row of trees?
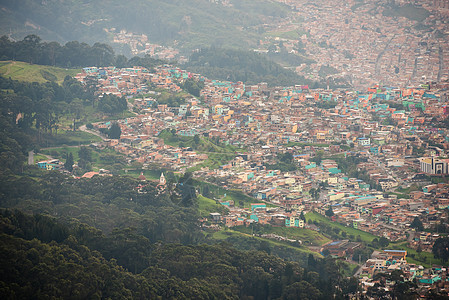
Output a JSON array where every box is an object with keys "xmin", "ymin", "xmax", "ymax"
[
  {"xmin": 0, "ymin": 75, "xmax": 95, "ymax": 140},
  {"xmin": 0, "ymin": 35, "xmax": 164, "ymax": 69}
]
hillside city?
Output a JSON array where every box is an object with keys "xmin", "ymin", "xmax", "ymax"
[
  {"xmin": 3, "ymin": 0, "xmax": 449, "ymax": 297},
  {"xmin": 31, "ymin": 58, "xmax": 449, "ymax": 296},
  {"xmin": 109, "ymin": 0, "xmax": 449, "ymax": 90}
]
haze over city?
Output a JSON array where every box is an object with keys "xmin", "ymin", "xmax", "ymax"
[{"xmin": 0, "ymin": 0, "xmax": 449, "ymax": 298}]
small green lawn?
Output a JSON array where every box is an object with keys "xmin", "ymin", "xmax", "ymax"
[
  {"xmin": 265, "ymin": 30, "xmax": 303, "ymax": 40},
  {"xmin": 121, "ymin": 169, "xmax": 163, "ymax": 180},
  {"xmin": 33, "ymin": 154, "xmax": 49, "ymax": 163},
  {"xmin": 339, "ymin": 259, "xmax": 360, "ymax": 277}
]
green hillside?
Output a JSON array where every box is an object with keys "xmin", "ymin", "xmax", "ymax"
[
  {"xmin": 183, "ymin": 48, "xmax": 311, "ymax": 87},
  {"xmin": 0, "ymin": 61, "xmax": 80, "ymax": 84},
  {"xmin": 1, "ymin": 0, "xmax": 291, "ymax": 51}
]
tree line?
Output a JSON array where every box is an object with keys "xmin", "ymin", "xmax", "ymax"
[{"xmin": 0, "ymin": 35, "xmax": 164, "ymax": 69}]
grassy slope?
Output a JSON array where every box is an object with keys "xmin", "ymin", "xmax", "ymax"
[
  {"xmin": 211, "ymin": 228, "xmax": 321, "ymax": 257},
  {"xmin": 193, "ymin": 179, "xmax": 262, "ymax": 208},
  {"xmin": 198, "ymin": 195, "xmax": 227, "ymax": 217},
  {"xmin": 233, "ymin": 225, "xmax": 331, "ymax": 247},
  {"xmin": 1, "ymin": 0, "xmax": 290, "ymax": 50},
  {"xmin": 306, "ymin": 212, "xmax": 378, "ymax": 243},
  {"xmin": 40, "ymin": 130, "xmax": 102, "ymax": 147},
  {"xmin": 0, "ymin": 61, "xmax": 80, "ymax": 84}
]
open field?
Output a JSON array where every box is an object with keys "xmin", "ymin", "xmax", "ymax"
[
  {"xmin": 211, "ymin": 228, "xmax": 322, "ymax": 257},
  {"xmin": 41, "ymin": 130, "xmax": 102, "ymax": 147},
  {"xmin": 0, "ymin": 61, "xmax": 80, "ymax": 84},
  {"xmin": 42, "ymin": 145, "xmax": 125, "ymax": 172},
  {"xmin": 306, "ymin": 212, "xmax": 378, "ymax": 243},
  {"xmin": 233, "ymin": 225, "xmax": 331, "ymax": 247}
]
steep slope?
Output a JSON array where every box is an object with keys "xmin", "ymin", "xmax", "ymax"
[{"xmin": 0, "ymin": 0, "xmax": 290, "ymax": 50}]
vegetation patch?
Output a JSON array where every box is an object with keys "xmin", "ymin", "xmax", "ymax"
[
  {"xmin": 382, "ymin": 4, "xmax": 430, "ymax": 22},
  {"xmin": 233, "ymin": 225, "xmax": 331, "ymax": 246},
  {"xmin": 0, "ymin": 61, "xmax": 80, "ymax": 84},
  {"xmin": 183, "ymin": 47, "xmax": 311, "ymax": 87},
  {"xmin": 388, "ymin": 242, "xmax": 444, "ymax": 268},
  {"xmin": 197, "ymin": 195, "xmax": 227, "ymax": 217},
  {"xmin": 306, "ymin": 212, "xmax": 378, "ymax": 243},
  {"xmin": 265, "ymin": 30, "xmax": 303, "ymax": 40},
  {"xmin": 209, "ymin": 228, "xmax": 321, "ymax": 260},
  {"xmin": 42, "ymin": 130, "xmax": 102, "ymax": 147}
]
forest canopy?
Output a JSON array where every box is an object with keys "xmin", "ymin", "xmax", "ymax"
[{"xmin": 183, "ymin": 47, "xmax": 313, "ymax": 87}]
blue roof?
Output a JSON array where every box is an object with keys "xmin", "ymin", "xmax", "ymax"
[{"xmin": 329, "ymin": 241, "xmax": 341, "ymax": 246}]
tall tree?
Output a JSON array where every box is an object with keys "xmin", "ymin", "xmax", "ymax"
[
  {"xmin": 64, "ymin": 152, "xmax": 74, "ymax": 172},
  {"xmin": 325, "ymin": 206, "xmax": 334, "ymax": 217},
  {"xmin": 433, "ymin": 237, "xmax": 449, "ymax": 262},
  {"xmin": 108, "ymin": 123, "xmax": 121, "ymax": 139},
  {"xmin": 78, "ymin": 146, "xmax": 92, "ymax": 162},
  {"xmin": 410, "ymin": 217, "xmax": 424, "ymax": 231}
]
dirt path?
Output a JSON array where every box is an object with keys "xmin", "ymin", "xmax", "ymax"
[
  {"xmin": 79, "ymin": 125, "xmax": 108, "ymax": 141},
  {"xmin": 4, "ymin": 61, "xmax": 16, "ymax": 76}
]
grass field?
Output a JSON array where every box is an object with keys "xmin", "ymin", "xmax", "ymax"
[
  {"xmin": 0, "ymin": 61, "xmax": 80, "ymax": 84},
  {"xmin": 121, "ymin": 168, "xmax": 163, "ymax": 180},
  {"xmin": 233, "ymin": 225, "xmax": 331, "ymax": 246},
  {"xmin": 42, "ymin": 130, "xmax": 102, "ymax": 147},
  {"xmin": 55, "ymin": 105, "xmax": 135, "ymax": 132},
  {"xmin": 382, "ymin": 4, "xmax": 430, "ymax": 22},
  {"xmin": 211, "ymin": 228, "xmax": 321, "ymax": 257},
  {"xmin": 42, "ymin": 145, "xmax": 125, "ymax": 172},
  {"xmin": 306, "ymin": 212, "xmax": 378, "ymax": 243}
]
